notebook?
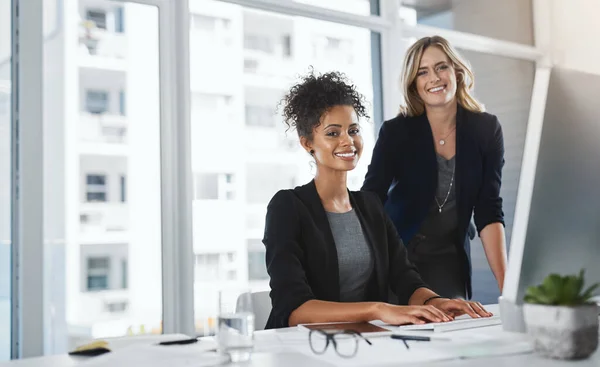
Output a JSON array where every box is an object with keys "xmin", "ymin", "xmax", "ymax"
[{"xmin": 298, "ymin": 322, "xmax": 392, "ymax": 337}]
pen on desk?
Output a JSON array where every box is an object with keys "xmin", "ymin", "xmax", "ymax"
[
  {"xmin": 391, "ymin": 334, "xmax": 432, "ymax": 348},
  {"xmin": 391, "ymin": 335, "xmax": 431, "ymax": 342},
  {"xmin": 158, "ymin": 337, "xmax": 199, "ymax": 346}
]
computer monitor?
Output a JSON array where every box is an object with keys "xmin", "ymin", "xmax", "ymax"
[{"xmin": 500, "ymin": 67, "xmax": 600, "ymax": 332}]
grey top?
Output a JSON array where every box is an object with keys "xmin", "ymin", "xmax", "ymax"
[
  {"xmin": 411, "ymin": 154, "xmax": 459, "ymax": 257},
  {"xmin": 326, "ymin": 209, "xmax": 374, "ymax": 302}
]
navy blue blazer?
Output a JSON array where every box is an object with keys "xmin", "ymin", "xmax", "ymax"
[
  {"xmin": 361, "ymin": 105, "xmax": 505, "ymax": 299},
  {"xmin": 263, "ymin": 181, "xmax": 428, "ymax": 329}
]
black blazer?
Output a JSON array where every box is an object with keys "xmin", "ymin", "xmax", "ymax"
[
  {"xmin": 262, "ymin": 180, "xmax": 428, "ymax": 329},
  {"xmin": 361, "ymin": 105, "xmax": 505, "ymax": 299}
]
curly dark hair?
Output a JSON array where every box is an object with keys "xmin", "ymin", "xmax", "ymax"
[{"xmin": 280, "ymin": 69, "xmax": 369, "ymax": 140}]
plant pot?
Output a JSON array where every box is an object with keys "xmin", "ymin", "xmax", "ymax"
[{"xmin": 523, "ymin": 303, "xmax": 599, "ymax": 360}]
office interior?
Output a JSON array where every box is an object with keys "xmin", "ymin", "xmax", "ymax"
[{"xmin": 1, "ymin": 0, "xmax": 599, "ymax": 361}]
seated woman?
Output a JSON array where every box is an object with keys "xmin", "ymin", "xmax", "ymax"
[{"xmin": 263, "ymin": 70, "xmax": 492, "ymax": 329}]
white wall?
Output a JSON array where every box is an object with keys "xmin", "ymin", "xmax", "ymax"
[{"xmin": 543, "ymin": 0, "xmax": 600, "ymax": 75}]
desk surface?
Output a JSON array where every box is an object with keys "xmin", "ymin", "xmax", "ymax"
[
  {"xmin": 1, "ymin": 305, "xmax": 598, "ymax": 367},
  {"xmin": 1, "ymin": 347, "xmax": 598, "ymax": 367}
]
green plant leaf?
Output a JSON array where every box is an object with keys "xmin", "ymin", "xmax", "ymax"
[
  {"xmin": 562, "ymin": 275, "xmax": 582, "ymax": 305},
  {"xmin": 523, "ymin": 269, "xmax": 597, "ymax": 305},
  {"xmin": 540, "ymin": 274, "xmax": 563, "ymax": 303},
  {"xmin": 525, "ymin": 285, "xmax": 555, "ymax": 305},
  {"xmin": 581, "ymin": 283, "xmax": 600, "ymax": 303},
  {"xmin": 524, "ymin": 294, "xmax": 542, "ymax": 304}
]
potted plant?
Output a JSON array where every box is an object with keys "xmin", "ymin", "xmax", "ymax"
[{"xmin": 523, "ymin": 269, "xmax": 599, "ymax": 360}]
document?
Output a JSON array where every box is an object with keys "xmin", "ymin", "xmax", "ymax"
[{"xmin": 291, "ymin": 336, "xmax": 457, "ymax": 366}]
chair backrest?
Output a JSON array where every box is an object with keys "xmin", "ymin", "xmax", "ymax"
[{"xmin": 236, "ymin": 291, "xmax": 271, "ymax": 331}]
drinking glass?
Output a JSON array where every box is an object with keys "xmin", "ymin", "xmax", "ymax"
[{"xmin": 216, "ymin": 290, "xmax": 255, "ymax": 362}]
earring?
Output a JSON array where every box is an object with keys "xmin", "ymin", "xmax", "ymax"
[{"xmin": 310, "ymin": 150, "xmax": 314, "ymax": 154}]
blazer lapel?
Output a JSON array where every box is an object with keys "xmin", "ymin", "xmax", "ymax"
[
  {"xmin": 455, "ymin": 105, "xmax": 470, "ymax": 246},
  {"xmin": 295, "ymin": 180, "xmax": 340, "ymax": 301}
]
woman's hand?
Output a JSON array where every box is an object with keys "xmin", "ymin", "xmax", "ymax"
[
  {"xmin": 428, "ymin": 298, "xmax": 493, "ymax": 318},
  {"xmin": 374, "ymin": 303, "xmax": 454, "ymax": 325}
]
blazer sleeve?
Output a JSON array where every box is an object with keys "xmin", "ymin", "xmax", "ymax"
[
  {"xmin": 361, "ymin": 120, "xmax": 396, "ymax": 204},
  {"xmin": 474, "ymin": 116, "xmax": 506, "ymax": 234},
  {"xmin": 263, "ymin": 190, "xmax": 316, "ymax": 328},
  {"xmin": 384, "ymin": 207, "xmax": 429, "ymax": 304}
]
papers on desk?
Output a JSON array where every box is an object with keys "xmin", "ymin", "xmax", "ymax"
[
  {"xmin": 289, "ymin": 326, "xmax": 534, "ymax": 366},
  {"xmin": 78, "ymin": 342, "xmax": 228, "ymax": 367},
  {"xmin": 291, "ymin": 335, "xmax": 456, "ymax": 366}
]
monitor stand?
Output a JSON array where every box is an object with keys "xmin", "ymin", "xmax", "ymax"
[{"xmin": 498, "ymin": 296, "xmax": 526, "ymax": 333}]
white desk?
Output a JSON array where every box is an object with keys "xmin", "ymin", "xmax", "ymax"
[{"xmin": 1, "ymin": 305, "xmax": 598, "ymax": 367}]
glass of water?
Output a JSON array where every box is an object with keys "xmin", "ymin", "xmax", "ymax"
[{"xmin": 217, "ymin": 289, "xmax": 255, "ymax": 362}]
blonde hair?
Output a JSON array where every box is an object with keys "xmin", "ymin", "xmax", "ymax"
[{"xmin": 399, "ymin": 35, "xmax": 484, "ymax": 117}]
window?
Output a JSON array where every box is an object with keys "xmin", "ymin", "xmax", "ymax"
[
  {"xmin": 120, "ymin": 175, "xmax": 126, "ymax": 203},
  {"xmin": 191, "ymin": 14, "xmax": 217, "ymax": 31},
  {"xmin": 244, "ymin": 34, "xmax": 274, "ymax": 53},
  {"xmin": 326, "ymin": 36, "xmax": 342, "ymax": 48},
  {"xmin": 247, "ymin": 240, "xmax": 268, "ymax": 281},
  {"xmin": 86, "ymin": 9, "xmax": 107, "ymax": 30},
  {"xmin": 105, "ymin": 301, "xmax": 128, "ymax": 313},
  {"xmin": 194, "ymin": 252, "xmax": 237, "ymax": 281},
  {"xmin": 243, "ymin": 59, "xmax": 258, "ymax": 73},
  {"xmin": 0, "ymin": 93, "xmax": 8, "ymax": 116},
  {"xmin": 245, "ymin": 105, "xmax": 276, "ymax": 127},
  {"xmin": 399, "ymin": 0, "xmax": 534, "ymax": 45},
  {"xmin": 44, "ymin": 2, "xmax": 162, "ymax": 353},
  {"xmin": 0, "ymin": 4, "xmax": 11, "ymax": 359},
  {"xmin": 114, "ymin": 7, "xmax": 125, "ymax": 33},
  {"xmin": 194, "ymin": 173, "xmax": 218, "ymax": 200},
  {"xmin": 191, "ymin": 93, "xmax": 232, "ymax": 117},
  {"xmin": 313, "ymin": 35, "xmax": 354, "ymax": 64},
  {"xmin": 246, "ymin": 164, "xmax": 297, "ymax": 204},
  {"xmin": 121, "ymin": 259, "xmax": 128, "ymax": 289},
  {"xmin": 86, "ymin": 174, "xmax": 107, "ymax": 202},
  {"xmin": 86, "ymin": 90, "xmax": 109, "ymax": 114},
  {"xmin": 287, "ymin": 0, "xmax": 373, "ymax": 15},
  {"xmin": 195, "ymin": 253, "xmax": 220, "ymax": 281},
  {"xmin": 193, "ymin": 173, "xmax": 235, "ymax": 200},
  {"xmin": 190, "ymin": 14, "xmax": 230, "ymax": 32},
  {"xmin": 119, "ymin": 90, "xmax": 126, "ymax": 116},
  {"xmin": 86, "ymin": 257, "xmax": 110, "ymax": 291},
  {"xmin": 282, "ymin": 34, "xmax": 292, "ymax": 57}
]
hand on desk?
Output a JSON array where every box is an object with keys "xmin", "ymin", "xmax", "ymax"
[{"xmin": 427, "ymin": 298, "xmax": 493, "ymax": 318}]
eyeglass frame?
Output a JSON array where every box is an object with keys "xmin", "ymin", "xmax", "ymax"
[{"xmin": 308, "ymin": 329, "xmax": 372, "ymax": 358}]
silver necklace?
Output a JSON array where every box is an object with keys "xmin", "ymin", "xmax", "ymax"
[
  {"xmin": 437, "ymin": 125, "xmax": 456, "ymax": 146},
  {"xmin": 434, "ymin": 163, "xmax": 455, "ymax": 213}
]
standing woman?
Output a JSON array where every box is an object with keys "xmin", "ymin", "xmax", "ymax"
[{"xmin": 362, "ymin": 36, "xmax": 507, "ymax": 300}]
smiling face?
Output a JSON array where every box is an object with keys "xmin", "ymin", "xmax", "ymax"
[
  {"xmin": 301, "ymin": 105, "xmax": 362, "ymax": 173},
  {"xmin": 414, "ymin": 46, "xmax": 458, "ymax": 109}
]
